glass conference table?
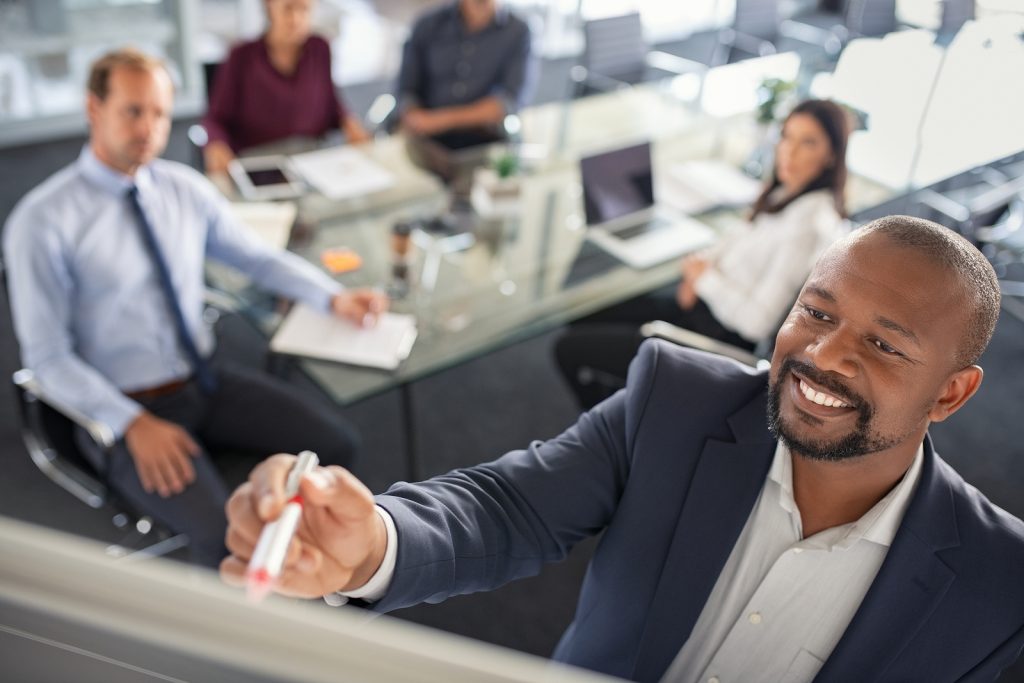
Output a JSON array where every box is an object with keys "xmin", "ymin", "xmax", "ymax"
[{"xmin": 211, "ymin": 53, "xmax": 896, "ymax": 478}]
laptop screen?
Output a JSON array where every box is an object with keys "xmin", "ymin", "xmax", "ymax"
[{"xmin": 580, "ymin": 142, "xmax": 654, "ymax": 226}]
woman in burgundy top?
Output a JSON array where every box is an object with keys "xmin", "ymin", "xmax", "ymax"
[{"xmin": 202, "ymin": 0, "xmax": 369, "ymax": 173}]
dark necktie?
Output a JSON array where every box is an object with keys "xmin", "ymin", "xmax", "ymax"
[{"xmin": 127, "ymin": 185, "xmax": 217, "ymax": 394}]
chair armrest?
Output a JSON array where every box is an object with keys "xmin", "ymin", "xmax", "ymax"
[
  {"xmin": 778, "ymin": 20, "xmax": 846, "ymax": 54},
  {"xmin": 570, "ymin": 65, "xmax": 633, "ymax": 93},
  {"xmin": 645, "ymin": 51, "xmax": 709, "ymax": 76},
  {"xmin": 914, "ymin": 189, "xmax": 971, "ymax": 224},
  {"xmin": 717, "ymin": 31, "xmax": 777, "ymax": 57},
  {"xmin": 640, "ymin": 320, "xmax": 764, "ymax": 368},
  {"xmin": 202, "ymin": 286, "xmax": 245, "ymax": 315},
  {"xmin": 12, "ymin": 369, "xmax": 115, "ymax": 449}
]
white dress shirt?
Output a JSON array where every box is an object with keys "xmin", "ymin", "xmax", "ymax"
[
  {"xmin": 663, "ymin": 441, "xmax": 924, "ymax": 683},
  {"xmin": 695, "ymin": 189, "xmax": 847, "ymax": 342}
]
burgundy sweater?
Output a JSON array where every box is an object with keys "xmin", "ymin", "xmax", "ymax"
[{"xmin": 202, "ymin": 35, "xmax": 350, "ymax": 152}]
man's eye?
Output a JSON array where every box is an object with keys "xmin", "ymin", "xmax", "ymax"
[
  {"xmin": 873, "ymin": 339, "xmax": 901, "ymax": 355},
  {"xmin": 802, "ymin": 305, "xmax": 830, "ymax": 322}
]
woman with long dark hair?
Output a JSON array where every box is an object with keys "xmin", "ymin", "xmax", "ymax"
[{"xmin": 557, "ymin": 99, "xmax": 851, "ymax": 409}]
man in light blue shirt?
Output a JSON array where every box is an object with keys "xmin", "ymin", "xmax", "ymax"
[{"xmin": 3, "ymin": 48, "xmax": 387, "ymax": 567}]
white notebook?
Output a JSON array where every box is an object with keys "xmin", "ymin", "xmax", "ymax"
[
  {"xmin": 289, "ymin": 147, "xmax": 395, "ymax": 201},
  {"xmin": 270, "ymin": 304, "xmax": 417, "ymax": 371}
]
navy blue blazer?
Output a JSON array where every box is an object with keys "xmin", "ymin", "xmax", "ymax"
[{"xmin": 375, "ymin": 341, "xmax": 1024, "ymax": 681}]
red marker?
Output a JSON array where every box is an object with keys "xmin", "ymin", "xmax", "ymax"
[{"xmin": 246, "ymin": 450, "xmax": 319, "ymax": 602}]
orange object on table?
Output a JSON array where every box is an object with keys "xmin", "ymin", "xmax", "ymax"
[{"xmin": 321, "ymin": 248, "xmax": 363, "ymax": 274}]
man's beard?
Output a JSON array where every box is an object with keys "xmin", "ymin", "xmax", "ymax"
[{"xmin": 767, "ymin": 357, "xmax": 901, "ymax": 462}]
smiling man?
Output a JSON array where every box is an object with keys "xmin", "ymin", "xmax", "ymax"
[{"xmin": 222, "ymin": 216, "xmax": 1023, "ymax": 681}]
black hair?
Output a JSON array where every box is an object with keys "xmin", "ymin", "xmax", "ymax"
[{"xmin": 859, "ymin": 215, "xmax": 1001, "ymax": 367}]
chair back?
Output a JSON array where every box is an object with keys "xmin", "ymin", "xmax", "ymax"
[
  {"xmin": 582, "ymin": 12, "xmax": 648, "ymax": 84},
  {"xmin": 845, "ymin": 0, "xmax": 897, "ymax": 37},
  {"xmin": 734, "ymin": 0, "xmax": 780, "ymax": 41}
]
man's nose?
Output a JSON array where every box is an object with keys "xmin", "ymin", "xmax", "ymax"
[{"xmin": 807, "ymin": 327, "xmax": 858, "ymax": 380}]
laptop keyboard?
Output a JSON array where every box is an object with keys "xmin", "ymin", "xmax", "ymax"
[{"xmin": 610, "ymin": 216, "xmax": 673, "ymax": 240}]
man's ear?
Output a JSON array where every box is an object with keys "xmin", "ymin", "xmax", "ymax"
[
  {"xmin": 85, "ymin": 93, "xmax": 100, "ymax": 128},
  {"xmin": 928, "ymin": 365, "xmax": 983, "ymax": 422}
]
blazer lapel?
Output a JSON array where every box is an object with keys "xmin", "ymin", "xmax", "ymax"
[
  {"xmin": 632, "ymin": 391, "xmax": 776, "ymax": 682},
  {"xmin": 814, "ymin": 435, "xmax": 960, "ymax": 681}
]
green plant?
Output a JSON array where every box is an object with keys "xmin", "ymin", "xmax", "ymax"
[
  {"xmin": 493, "ymin": 152, "xmax": 519, "ymax": 179},
  {"xmin": 756, "ymin": 77, "xmax": 795, "ymax": 124}
]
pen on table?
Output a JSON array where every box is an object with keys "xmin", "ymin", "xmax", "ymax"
[{"xmin": 245, "ymin": 450, "xmax": 319, "ymax": 602}]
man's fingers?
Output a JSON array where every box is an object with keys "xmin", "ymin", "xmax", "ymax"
[
  {"xmin": 168, "ymin": 447, "xmax": 196, "ymax": 487},
  {"xmin": 251, "ymin": 454, "xmax": 296, "ymax": 521},
  {"xmin": 225, "ymin": 482, "xmax": 263, "ymax": 543},
  {"xmin": 299, "ymin": 466, "xmax": 376, "ymax": 525},
  {"xmin": 137, "ymin": 460, "xmax": 158, "ymax": 495},
  {"xmin": 225, "ymin": 524, "xmax": 256, "ymax": 561},
  {"xmin": 220, "ymin": 555, "xmax": 247, "ymax": 587},
  {"xmin": 178, "ymin": 429, "xmax": 202, "ymax": 458},
  {"xmin": 156, "ymin": 453, "xmax": 186, "ymax": 496}
]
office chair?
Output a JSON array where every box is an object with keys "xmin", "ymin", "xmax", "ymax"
[
  {"xmin": 780, "ymin": 0, "xmax": 897, "ymax": 58},
  {"xmin": 11, "ymin": 369, "xmax": 189, "ymax": 561},
  {"xmin": 935, "ymin": 0, "xmax": 974, "ymax": 45},
  {"xmin": 713, "ymin": 0, "xmax": 781, "ymax": 66},
  {"xmin": 0, "ymin": 252, "xmax": 186, "ymax": 561},
  {"xmin": 977, "ymin": 195, "xmax": 1024, "ymax": 323},
  {"xmin": 641, "ymin": 320, "xmax": 769, "ymax": 369},
  {"xmin": 572, "ymin": 12, "xmax": 705, "ymax": 97}
]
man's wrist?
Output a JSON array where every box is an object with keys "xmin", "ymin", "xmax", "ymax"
[{"xmin": 335, "ymin": 506, "xmax": 397, "ymax": 603}]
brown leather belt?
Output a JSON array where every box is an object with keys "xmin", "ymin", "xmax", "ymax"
[{"xmin": 126, "ymin": 378, "xmax": 190, "ymax": 401}]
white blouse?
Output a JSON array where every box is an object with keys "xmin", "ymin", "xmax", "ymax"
[{"xmin": 694, "ymin": 189, "xmax": 847, "ymax": 343}]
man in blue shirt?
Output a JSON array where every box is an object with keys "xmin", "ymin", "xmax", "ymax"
[
  {"xmin": 3, "ymin": 48, "xmax": 387, "ymax": 567},
  {"xmin": 397, "ymin": 0, "xmax": 534, "ymax": 150}
]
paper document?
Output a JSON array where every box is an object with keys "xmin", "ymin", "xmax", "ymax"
[
  {"xmin": 230, "ymin": 201, "xmax": 297, "ymax": 250},
  {"xmin": 289, "ymin": 147, "xmax": 395, "ymax": 201},
  {"xmin": 270, "ymin": 304, "xmax": 417, "ymax": 371},
  {"xmin": 660, "ymin": 160, "xmax": 762, "ymax": 215}
]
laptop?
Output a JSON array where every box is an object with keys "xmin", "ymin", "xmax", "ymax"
[{"xmin": 581, "ymin": 142, "xmax": 715, "ymax": 269}]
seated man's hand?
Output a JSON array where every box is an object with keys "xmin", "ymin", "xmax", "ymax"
[
  {"xmin": 203, "ymin": 141, "xmax": 235, "ymax": 175},
  {"xmin": 401, "ymin": 107, "xmax": 451, "ymax": 136},
  {"xmin": 221, "ymin": 455, "xmax": 387, "ymax": 599},
  {"xmin": 124, "ymin": 411, "xmax": 201, "ymax": 498},
  {"xmin": 331, "ymin": 289, "xmax": 389, "ymax": 327}
]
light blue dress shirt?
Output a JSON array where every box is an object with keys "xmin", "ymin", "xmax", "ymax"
[{"xmin": 3, "ymin": 146, "xmax": 341, "ymax": 438}]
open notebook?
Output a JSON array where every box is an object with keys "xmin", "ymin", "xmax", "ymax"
[{"xmin": 269, "ymin": 304, "xmax": 417, "ymax": 371}]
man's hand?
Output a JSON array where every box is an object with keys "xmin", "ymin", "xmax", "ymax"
[
  {"xmin": 331, "ymin": 289, "xmax": 389, "ymax": 327},
  {"xmin": 123, "ymin": 412, "xmax": 201, "ymax": 498},
  {"xmin": 401, "ymin": 107, "xmax": 451, "ymax": 136},
  {"xmin": 203, "ymin": 140, "xmax": 235, "ymax": 175},
  {"xmin": 220, "ymin": 455, "xmax": 387, "ymax": 599}
]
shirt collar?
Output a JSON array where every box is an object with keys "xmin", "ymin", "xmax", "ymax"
[
  {"xmin": 448, "ymin": 1, "xmax": 508, "ymax": 34},
  {"xmin": 769, "ymin": 440, "xmax": 925, "ymax": 549},
  {"xmin": 77, "ymin": 145, "xmax": 156, "ymax": 197}
]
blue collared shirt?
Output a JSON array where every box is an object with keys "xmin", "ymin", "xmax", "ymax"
[
  {"xmin": 3, "ymin": 146, "xmax": 341, "ymax": 437},
  {"xmin": 397, "ymin": 2, "xmax": 535, "ymax": 115}
]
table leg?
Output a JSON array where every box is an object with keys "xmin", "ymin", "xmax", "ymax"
[{"xmin": 399, "ymin": 383, "xmax": 420, "ymax": 481}]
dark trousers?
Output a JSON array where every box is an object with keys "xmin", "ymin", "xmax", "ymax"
[
  {"xmin": 555, "ymin": 284, "xmax": 756, "ymax": 410},
  {"xmin": 75, "ymin": 357, "xmax": 359, "ymax": 568}
]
